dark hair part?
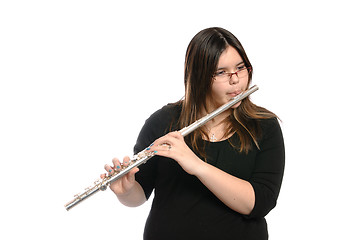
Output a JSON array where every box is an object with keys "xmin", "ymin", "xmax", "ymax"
[{"xmin": 179, "ymin": 27, "xmax": 277, "ymax": 157}]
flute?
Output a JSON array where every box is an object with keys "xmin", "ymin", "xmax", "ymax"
[{"xmin": 64, "ymin": 85, "xmax": 259, "ymax": 211}]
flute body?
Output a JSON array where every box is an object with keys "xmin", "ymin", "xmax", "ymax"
[{"xmin": 64, "ymin": 85, "xmax": 259, "ymax": 211}]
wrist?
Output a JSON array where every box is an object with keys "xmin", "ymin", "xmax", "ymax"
[{"xmin": 193, "ymin": 159, "xmax": 209, "ymax": 178}]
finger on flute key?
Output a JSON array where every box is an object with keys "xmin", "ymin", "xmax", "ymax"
[
  {"xmin": 104, "ymin": 164, "xmax": 114, "ymax": 175},
  {"xmin": 112, "ymin": 157, "xmax": 122, "ymax": 171}
]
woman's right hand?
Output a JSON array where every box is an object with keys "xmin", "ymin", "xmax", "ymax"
[{"xmin": 101, "ymin": 156, "xmax": 139, "ymax": 196}]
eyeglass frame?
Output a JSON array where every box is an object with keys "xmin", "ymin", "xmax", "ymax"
[{"xmin": 213, "ymin": 66, "xmax": 252, "ymax": 82}]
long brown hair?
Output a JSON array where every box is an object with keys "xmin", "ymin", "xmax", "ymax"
[{"xmin": 178, "ymin": 27, "xmax": 277, "ymax": 156}]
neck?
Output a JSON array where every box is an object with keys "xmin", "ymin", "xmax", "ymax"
[
  {"xmin": 202, "ymin": 107, "xmax": 231, "ymax": 128},
  {"xmin": 201, "ymin": 107, "xmax": 232, "ymax": 142},
  {"xmin": 200, "ymin": 98, "xmax": 233, "ymax": 141}
]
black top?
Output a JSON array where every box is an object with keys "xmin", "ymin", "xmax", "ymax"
[{"xmin": 134, "ymin": 103, "xmax": 285, "ymax": 240}]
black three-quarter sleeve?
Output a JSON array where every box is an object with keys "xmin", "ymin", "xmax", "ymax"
[{"xmin": 246, "ymin": 118, "xmax": 285, "ymax": 219}]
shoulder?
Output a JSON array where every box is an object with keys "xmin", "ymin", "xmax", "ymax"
[
  {"xmin": 258, "ymin": 117, "xmax": 281, "ymax": 132},
  {"xmin": 142, "ymin": 102, "xmax": 182, "ymax": 136},
  {"xmin": 257, "ymin": 117, "xmax": 284, "ymax": 148},
  {"xmin": 146, "ymin": 102, "xmax": 181, "ymax": 126},
  {"xmin": 150, "ymin": 102, "xmax": 181, "ymax": 120}
]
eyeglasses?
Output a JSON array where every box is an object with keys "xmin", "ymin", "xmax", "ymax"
[{"xmin": 214, "ymin": 66, "xmax": 251, "ymax": 82}]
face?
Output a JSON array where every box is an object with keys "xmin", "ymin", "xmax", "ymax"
[{"xmin": 208, "ymin": 46, "xmax": 249, "ymax": 110}]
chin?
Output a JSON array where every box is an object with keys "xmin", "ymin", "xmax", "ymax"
[{"xmin": 231, "ymin": 101, "xmax": 242, "ymax": 109}]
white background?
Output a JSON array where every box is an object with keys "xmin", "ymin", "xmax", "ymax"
[{"xmin": 1, "ymin": 0, "xmax": 358, "ymax": 239}]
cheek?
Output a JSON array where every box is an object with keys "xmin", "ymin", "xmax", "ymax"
[
  {"xmin": 209, "ymin": 85, "xmax": 229, "ymax": 107},
  {"xmin": 244, "ymin": 77, "xmax": 250, "ymax": 87},
  {"xmin": 240, "ymin": 77, "xmax": 249, "ymax": 88},
  {"xmin": 210, "ymin": 85, "xmax": 226, "ymax": 99}
]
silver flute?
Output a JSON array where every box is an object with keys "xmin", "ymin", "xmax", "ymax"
[{"xmin": 64, "ymin": 85, "xmax": 259, "ymax": 211}]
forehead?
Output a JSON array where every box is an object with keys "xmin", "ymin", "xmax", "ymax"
[{"xmin": 217, "ymin": 46, "xmax": 244, "ymax": 68}]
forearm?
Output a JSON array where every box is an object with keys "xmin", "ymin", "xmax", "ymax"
[
  {"xmin": 195, "ymin": 162, "xmax": 255, "ymax": 215},
  {"xmin": 115, "ymin": 181, "xmax": 147, "ymax": 207},
  {"xmin": 148, "ymin": 131, "xmax": 255, "ymax": 214}
]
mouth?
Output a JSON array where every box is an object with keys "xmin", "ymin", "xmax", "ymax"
[{"xmin": 228, "ymin": 90, "xmax": 242, "ymax": 97}]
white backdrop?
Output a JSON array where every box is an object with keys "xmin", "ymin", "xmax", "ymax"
[{"xmin": 1, "ymin": 0, "xmax": 358, "ymax": 239}]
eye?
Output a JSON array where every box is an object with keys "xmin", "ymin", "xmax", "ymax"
[
  {"xmin": 215, "ymin": 70, "xmax": 226, "ymax": 76},
  {"xmin": 237, "ymin": 65, "xmax": 246, "ymax": 71}
]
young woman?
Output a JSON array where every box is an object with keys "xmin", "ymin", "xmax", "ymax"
[{"xmin": 102, "ymin": 27, "xmax": 285, "ymax": 240}]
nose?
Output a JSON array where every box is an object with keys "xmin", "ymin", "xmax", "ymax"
[{"xmin": 229, "ymin": 72, "xmax": 240, "ymax": 85}]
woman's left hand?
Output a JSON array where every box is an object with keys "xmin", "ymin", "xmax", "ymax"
[{"xmin": 147, "ymin": 131, "xmax": 204, "ymax": 176}]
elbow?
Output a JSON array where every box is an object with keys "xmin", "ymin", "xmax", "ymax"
[
  {"xmin": 241, "ymin": 206, "xmax": 254, "ymax": 216},
  {"xmin": 242, "ymin": 192, "xmax": 255, "ymax": 215},
  {"xmin": 241, "ymin": 196, "xmax": 255, "ymax": 215},
  {"xmin": 242, "ymin": 182, "xmax": 256, "ymax": 215},
  {"xmin": 244, "ymin": 197, "xmax": 277, "ymax": 219},
  {"xmin": 244, "ymin": 181, "xmax": 281, "ymax": 218}
]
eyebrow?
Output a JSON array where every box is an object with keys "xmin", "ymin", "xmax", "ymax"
[{"xmin": 216, "ymin": 61, "xmax": 245, "ymax": 70}]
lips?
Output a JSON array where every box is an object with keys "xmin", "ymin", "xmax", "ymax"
[{"xmin": 228, "ymin": 90, "xmax": 242, "ymax": 97}]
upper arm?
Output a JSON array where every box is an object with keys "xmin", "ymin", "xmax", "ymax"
[{"xmin": 246, "ymin": 119, "xmax": 285, "ymax": 218}]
